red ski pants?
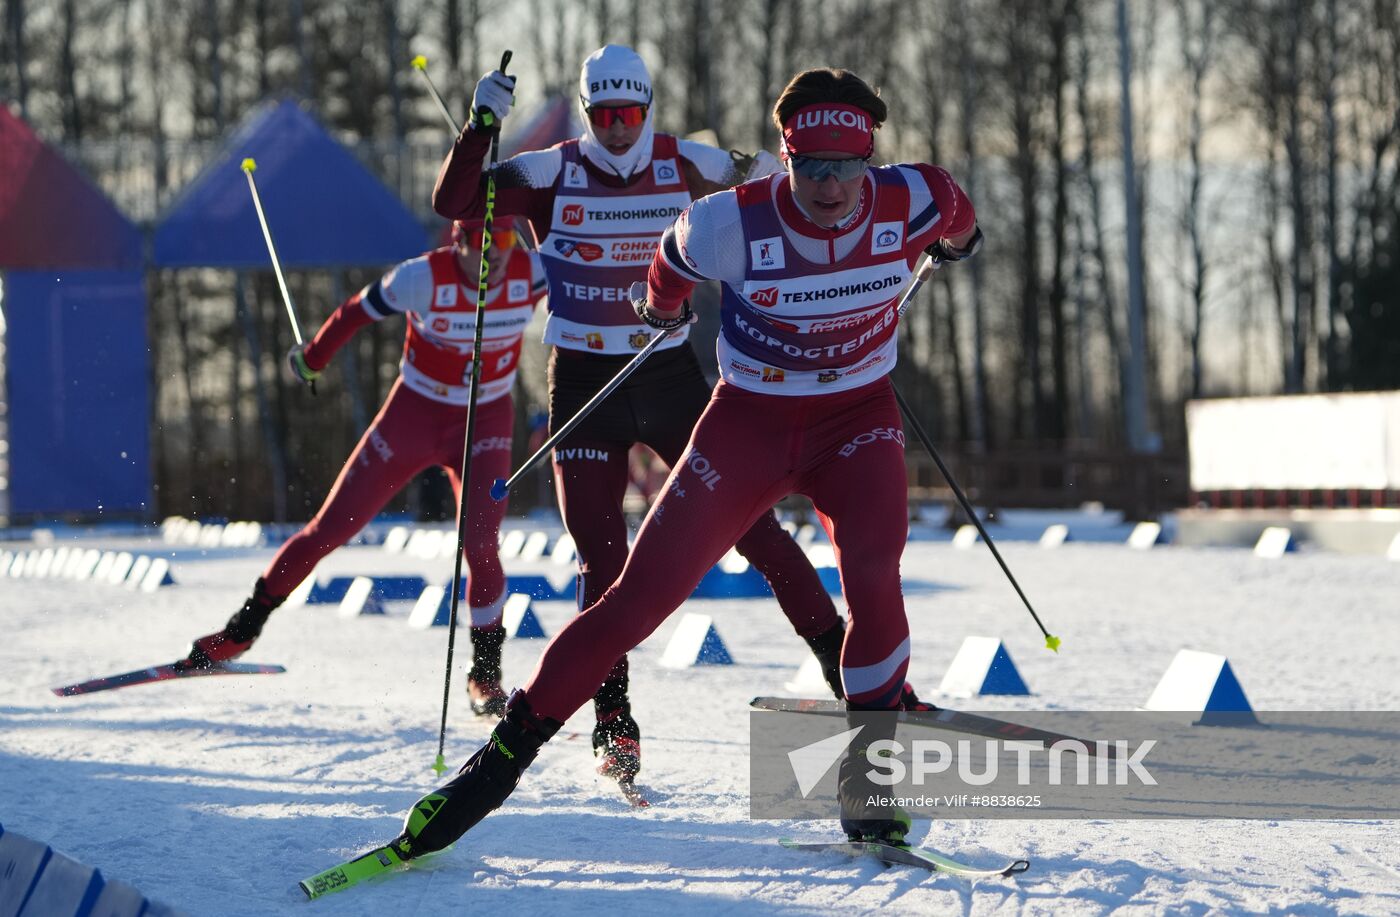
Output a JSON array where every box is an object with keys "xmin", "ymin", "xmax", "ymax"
[
  {"xmin": 524, "ymin": 377, "xmax": 913, "ymax": 719},
  {"xmin": 263, "ymin": 380, "xmax": 513, "ymax": 622}
]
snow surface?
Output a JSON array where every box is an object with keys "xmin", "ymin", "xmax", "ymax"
[{"xmin": 3, "ymin": 517, "xmax": 1398, "ymax": 915}]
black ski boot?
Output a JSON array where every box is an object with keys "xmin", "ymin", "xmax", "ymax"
[
  {"xmin": 592, "ymin": 664, "xmax": 641, "ymax": 781},
  {"xmin": 466, "ymin": 624, "xmax": 508, "ymax": 717},
  {"xmin": 393, "ymin": 692, "xmax": 561, "ymax": 859},
  {"xmin": 183, "ymin": 578, "xmax": 283, "ymax": 669},
  {"xmin": 803, "ymin": 621, "xmax": 847, "ymax": 699},
  {"xmin": 838, "ymin": 705, "xmax": 911, "ymax": 843}
]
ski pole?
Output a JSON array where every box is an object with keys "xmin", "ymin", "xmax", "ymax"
[
  {"xmin": 433, "ymin": 49, "xmax": 512, "ymax": 776},
  {"xmin": 241, "ymin": 157, "xmax": 315, "ymax": 395},
  {"xmin": 489, "ymin": 324, "xmax": 682, "ymax": 501},
  {"xmin": 411, "ymin": 55, "xmax": 464, "ymax": 134},
  {"xmin": 892, "ymin": 256, "xmax": 1061, "ymax": 653}
]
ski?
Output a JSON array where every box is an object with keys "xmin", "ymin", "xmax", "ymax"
[
  {"xmin": 750, "ymin": 696, "xmax": 1105, "ymax": 754},
  {"xmin": 299, "ymin": 840, "xmax": 409, "ymax": 899},
  {"xmin": 779, "ymin": 838, "xmax": 1029, "ymax": 878},
  {"xmin": 52, "ymin": 661, "xmax": 286, "ymax": 696}
]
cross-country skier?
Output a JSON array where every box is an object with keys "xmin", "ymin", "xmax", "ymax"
[
  {"xmin": 179, "ymin": 219, "xmax": 546, "ymax": 717},
  {"xmin": 388, "ymin": 66, "xmax": 982, "ymax": 855},
  {"xmin": 433, "ymin": 44, "xmax": 856, "ymax": 783}
]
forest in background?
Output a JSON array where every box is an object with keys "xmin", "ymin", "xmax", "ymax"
[{"xmin": 3, "ymin": 0, "xmax": 1397, "ymax": 521}]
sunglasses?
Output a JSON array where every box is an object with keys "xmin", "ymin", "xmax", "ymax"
[
  {"xmin": 788, "ymin": 155, "xmax": 869, "ymax": 182},
  {"xmin": 586, "ymin": 103, "xmax": 649, "ymax": 129},
  {"xmin": 464, "ymin": 227, "xmax": 517, "ymax": 250}
]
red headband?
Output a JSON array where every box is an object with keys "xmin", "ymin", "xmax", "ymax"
[{"xmin": 781, "ymin": 103, "xmax": 875, "ymax": 159}]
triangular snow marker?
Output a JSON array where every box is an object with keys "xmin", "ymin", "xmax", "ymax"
[
  {"xmin": 139, "ymin": 557, "xmax": 176, "ymax": 592},
  {"xmin": 1253, "ymin": 526, "xmax": 1296, "ymax": 558},
  {"xmin": 498, "ymin": 529, "xmax": 526, "ymax": 559},
  {"xmin": 337, "ymin": 576, "xmax": 387, "ymax": 618},
  {"xmin": 550, "ymin": 532, "xmax": 577, "ymax": 565},
  {"xmin": 952, "ymin": 525, "xmax": 980, "ymax": 549},
  {"xmin": 125, "ymin": 555, "xmax": 152, "ymax": 589},
  {"xmin": 383, "ymin": 526, "xmax": 412, "ymax": 554},
  {"xmin": 1128, "ymin": 521, "xmax": 1166, "ymax": 549},
  {"xmin": 518, "ymin": 531, "xmax": 550, "ymax": 562},
  {"xmin": 502, "ymin": 593, "xmax": 546, "ymax": 638},
  {"xmin": 1039, "ymin": 524, "xmax": 1071, "ymax": 548},
  {"xmin": 785, "ymin": 655, "xmax": 831, "ymax": 694},
  {"xmin": 1144, "ymin": 649, "xmax": 1257, "ymax": 725},
  {"xmin": 938, "ymin": 636, "xmax": 1031, "ymax": 697},
  {"xmin": 408, "ymin": 585, "xmax": 450, "ymax": 628},
  {"xmin": 660, "ymin": 613, "xmax": 733, "ymax": 667},
  {"xmin": 1388, "ymin": 533, "xmax": 1400, "ymax": 561}
]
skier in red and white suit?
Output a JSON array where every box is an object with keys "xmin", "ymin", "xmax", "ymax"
[
  {"xmin": 391, "ymin": 68, "xmax": 984, "ymax": 854},
  {"xmin": 180, "ymin": 221, "xmax": 547, "ymax": 715},
  {"xmin": 434, "ymin": 45, "xmax": 850, "ymax": 779}
]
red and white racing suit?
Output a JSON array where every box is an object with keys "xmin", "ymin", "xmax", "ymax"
[
  {"xmin": 260, "ymin": 245, "xmax": 547, "ymax": 625},
  {"xmin": 514, "ymin": 163, "xmax": 976, "ymax": 718},
  {"xmin": 433, "ymin": 126, "xmax": 842, "ymax": 713}
]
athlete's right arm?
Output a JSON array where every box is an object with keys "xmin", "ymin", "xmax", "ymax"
[
  {"xmin": 431, "ymin": 127, "xmax": 563, "ymax": 232},
  {"xmin": 645, "ymin": 191, "xmax": 746, "ymax": 315},
  {"xmin": 300, "ymin": 258, "xmax": 434, "ymax": 371}
]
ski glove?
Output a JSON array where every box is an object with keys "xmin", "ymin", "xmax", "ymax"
[
  {"xmin": 629, "ymin": 280, "xmax": 696, "ymax": 331},
  {"xmin": 470, "ymin": 70, "xmax": 516, "ymax": 130},
  {"xmin": 925, "ymin": 225, "xmax": 984, "ymax": 264},
  {"xmin": 286, "ymin": 344, "xmax": 320, "ymax": 386}
]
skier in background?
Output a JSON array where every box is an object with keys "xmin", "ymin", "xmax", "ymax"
[{"xmin": 178, "ymin": 219, "xmax": 546, "ymax": 718}]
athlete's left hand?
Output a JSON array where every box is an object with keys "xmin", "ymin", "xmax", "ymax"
[
  {"xmin": 629, "ymin": 281, "xmax": 696, "ymax": 331},
  {"xmin": 285, "ymin": 344, "xmax": 321, "ymax": 387}
]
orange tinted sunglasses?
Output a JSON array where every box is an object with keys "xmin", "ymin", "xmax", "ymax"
[{"xmin": 465, "ymin": 226, "xmax": 517, "ymax": 250}]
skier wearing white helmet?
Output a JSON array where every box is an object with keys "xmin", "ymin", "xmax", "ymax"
[{"xmin": 432, "ymin": 44, "xmax": 858, "ymax": 793}]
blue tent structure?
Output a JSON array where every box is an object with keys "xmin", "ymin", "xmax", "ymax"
[
  {"xmin": 153, "ymin": 99, "xmax": 429, "ymax": 268},
  {"xmin": 0, "ymin": 104, "xmax": 150, "ymax": 521}
]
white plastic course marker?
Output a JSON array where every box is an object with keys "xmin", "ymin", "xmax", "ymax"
[
  {"xmin": 1253, "ymin": 526, "xmax": 1296, "ymax": 558},
  {"xmin": 718, "ymin": 548, "xmax": 751, "ymax": 574},
  {"xmin": 125, "ymin": 555, "xmax": 152, "ymax": 589},
  {"xmin": 284, "ymin": 575, "xmax": 317, "ymax": 607},
  {"xmin": 337, "ymin": 576, "xmax": 386, "ymax": 618},
  {"xmin": 659, "ymin": 613, "xmax": 733, "ymax": 668},
  {"xmin": 91, "ymin": 552, "xmax": 116, "ymax": 581},
  {"xmin": 784, "ymin": 655, "xmax": 831, "ymax": 694},
  {"xmin": 48, "ymin": 547, "xmax": 71, "ymax": 577},
  {"xmin": 794, "ymin": 524, "xmax": 818, "ymax": 547},
  {"xmin": 1127, "ymin": 521, "xmax": 1164, "ymax": 550},
  {"xmin": 1039, "ymin": 524, "xmax": 1071, "ymax": 548},
  {"xmin": 498, "ymin": 530, "xmax": 526, "ymax": 560},
  {"xmin": 518, "ymin": 531, "xmax": 550, "ymax": 562},
  {"xmin": 951, "ymin": 525, "xmax": 980, "ymax": 549},
  {"xmin": 407, "ymin": 584, "xmax": 449, "ymax": 629},
  {"xmin": 75, "ymin": 549, "xmax": 104, "ymax": 580},
  {"xmin": 1386, "ymin": 532, "xmax": 1400, "ymax": 561},
  {"xmin": 550, "ymin": 532, "xmax": 576, "ymax": 565},
  {"xmin": 198, "ymin": 524, "xmax": 224, "ymax": 548},
  {"xmin": 382, "ymin": 526, "xmax": 411, "ymax": 554},
  {"xmin": 33, "ymin": 548, "xmax": 56, "ymax": 577},
  {"xmin": 1144, "ymin": 649, "xmax": 1256, "ymax": 724},
  {"xmin": 806, "ymin": 544, "xmax": 836, "ymax": 568},
  {"xmin": 106, "ymin": 552, "xmax": 135, "ymax": 584},
  {"xmin": 139, "ymin": 558, "xmax": 175, "ymax": 592},
  {"xmin": 501, "ymin": 593, "xmax": 546, "ymax": 638},
  {"xmin": 937, "ymin": 636, "xmax": 1031, "ymax": 697}
]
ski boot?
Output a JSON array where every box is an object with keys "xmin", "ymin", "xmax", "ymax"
[
  {"xmin": 803, "ymin": 621, "xmax": 847, "ymax": 699},
  {"xmin": 899, "ymin": 682, "xmax": 939, "ymax": 712},
  {"xmin": 592, "ymin": 704, "xmax": 641, "ymax": 782},
  {"xmin": 838, "ymin": 705, "xmax": 910, "ymax": 843},
  {"xmin": 182, "ymin": 578, "xmax": 283, "ymax": 669},
  {"xmin": 466, "ymin": 623, "xmax": 508, "ymax": 717},
  {"xmin": 395, "ymin": 692, "xmax": 561, "ymax": 858}
]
